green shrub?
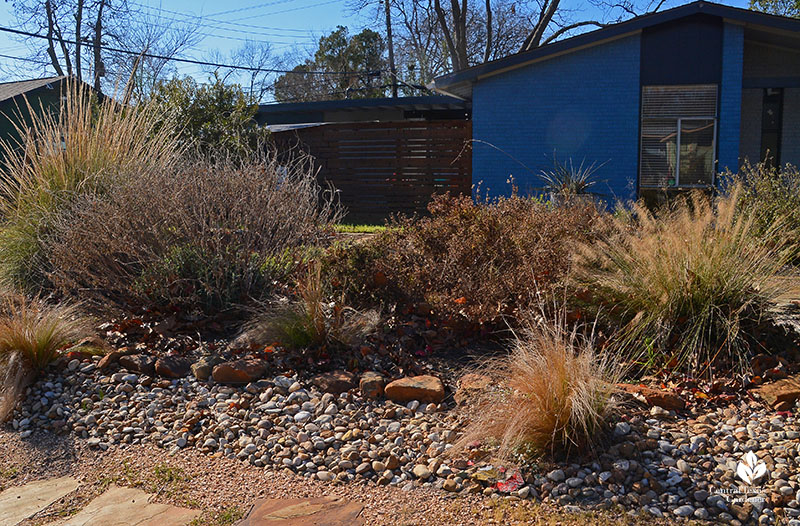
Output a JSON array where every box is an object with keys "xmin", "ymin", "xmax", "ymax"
[
  {"xmin": 0, "ymin": 81, "xmax": 179, "ymax": 291},
  {"xmin": 722, "ymin": 161, "xmax": 800, "ymax": 262},
  {"xmin": 573, "ymin": 188, "xmax": 792, "ymax": 375}
]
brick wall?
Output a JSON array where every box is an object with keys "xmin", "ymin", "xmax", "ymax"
[
  {"xmin": 471, "ymin": 34, "xmax": 641, "ymax": 203},
  {"xmin": 739, "ymin": 88, "xmax": 763, "ymax": 165},
  {"xmin": 718, "ymin": 22, "xmax": 744, "ymax": 174},
  {"xmin": 783, "ymin": 88, "xmax": 800, "ymax": 167}
]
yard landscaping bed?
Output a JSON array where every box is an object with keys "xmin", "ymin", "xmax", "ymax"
[{"xmin": 5, "ymin": 345, "xmax": 800, "ymax": 525}]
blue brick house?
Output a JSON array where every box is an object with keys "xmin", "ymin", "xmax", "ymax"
[{"xmin": 431, "ymin": 1, "xmax": 800, "ymax": 202}]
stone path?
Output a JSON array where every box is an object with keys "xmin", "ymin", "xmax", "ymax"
[
  {"xmin": 235, "ymin": 496, "xmax": 364, "ymax": 526},
  {"xmin": 54, "ymin": 486, "xmax": 200, "ymax": 526},
  {"xmin": 0, "ymin": 476, "xmax": 79, "ymax": 525},
  {"xmin": 0, "ymin": 477, "xmax": 364, "ymax": 526}
]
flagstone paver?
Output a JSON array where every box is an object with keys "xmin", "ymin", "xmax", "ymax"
[
  {"xmin": 0, "ymin": 476, "xmax": 79, "ymax": 526},
  {"xmin": 235, "ymin": 496, "xmax": 364, "ymax": 526},
  {"xmin": 54, "ymin": 485, "xmax": 200, "ymax": 526}
]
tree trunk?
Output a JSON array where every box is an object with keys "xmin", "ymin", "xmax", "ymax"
[
  {"xmin": 44, "ymin": 0, "xmax": 65, "ymax": 76},
  {"xmin": 75, "ymin": 0, "xmax": 83, "ymax": 82},
  {"xmin": 93, "ymin": 0, "xmax": 105, "ymax": 93},
  {"xmin": 384, "ymin": 0, "xmax": 398, "ymax": 97},
  {"xmin": 483, "ymin": 0, "xmax": 492, "ymax": 63}
]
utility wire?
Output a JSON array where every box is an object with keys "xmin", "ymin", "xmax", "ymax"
[
  {"xmin": 0, "ymin": 25, "xmax": 381, "ymax": 76},
  {"xmin": 130, "ymin": 1, "xmax": 314, "ymax": 33}
]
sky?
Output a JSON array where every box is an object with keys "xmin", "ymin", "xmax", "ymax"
[{"xmin": 0, "ymin": 0, "xmax": 751, "ymax": 95}]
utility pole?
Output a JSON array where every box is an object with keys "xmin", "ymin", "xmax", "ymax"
[{"xmin": 384, "ymin": 0, "xmax": 397, "ymax": 97}]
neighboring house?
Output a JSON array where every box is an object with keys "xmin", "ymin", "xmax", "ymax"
[
  {"xmin": 0, "ymin": 76, "xmax": 68, "ymax": 152},
  {"xmin": 431, "ymin": 1, "xmax": 800, "ymax": 202}
]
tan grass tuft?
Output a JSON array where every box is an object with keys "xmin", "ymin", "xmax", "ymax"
[
  {"xmin": 0, "ymin": 295, "xmax": 89, "ymax": 421},
  {"xmin": 455, "ymin": 316, "xmax": 620, "ymax": 461}
]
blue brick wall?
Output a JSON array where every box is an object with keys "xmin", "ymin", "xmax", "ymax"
[
  {"xmin": 472, "ymin": 35, "xmax": 641, "ymax": 202},
  {"xmin": 718, "ymin": 22, "xmax": 744, "ymax": 175}
]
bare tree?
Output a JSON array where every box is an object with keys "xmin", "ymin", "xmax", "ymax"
[
  {"xmin": 106, "ymin": 9, "xmax": 200, "ymax": 101},
  {"xmin": 7, "ymin": 0, "xmax": 198, "ymax": 95}
]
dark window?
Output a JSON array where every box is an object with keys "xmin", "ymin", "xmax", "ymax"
[
  {"xmin": 761, "ymin": 88, "xmax": 783, "ymax": 166},
  {"xmin": 640, "ymin": 85, "xmax": 718, "ymax": 188}
]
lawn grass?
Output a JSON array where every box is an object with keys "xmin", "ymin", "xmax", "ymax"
[{"xmin": 334, "ymin": 223, "xmax": 387, "ymax": 233}]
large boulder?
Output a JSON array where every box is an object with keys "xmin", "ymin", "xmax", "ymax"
[
  {"xmin": 385, "ymin": 375, "xmax": 445, "ymax": 403},
  {"xmin": 617, "ymin": 383, "xmax": 685, "ymax": 411},
  {"xmin": 212, "ymin": 359, "xmax": 268, "ymax": 384},
  {"xmin": 313, "ymin": 371, "xmax": 357, "ymax": 395},
  {"xmin": 754, "ymin": 375, "xmax": 800, "ymax": 411},
  {"xmin": 154, "ymin": 355, "xmax": 192, "ymax": 378}
]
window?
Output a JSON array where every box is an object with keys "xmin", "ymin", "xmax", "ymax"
[
  {"xmin": 640, "ymin": 85, "xmax": 717, "ymax": 188},
  {"xmin": 760, "ymin": 88, "xmax": 783, "ymax": 166}
]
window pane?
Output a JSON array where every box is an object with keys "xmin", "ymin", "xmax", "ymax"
[
  {"xmin": 640, "ymin": 120, "xmax": 677, "ymax": 187},
  {"xmin": 678, "ymin": 119, "xmax": 715, "ymax": 186},
  {"xmin": 642, "ymin": 85, "xmax": 718, "ymax": 119}
]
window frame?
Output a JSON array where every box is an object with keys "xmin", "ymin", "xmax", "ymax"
[
  {"xmin": 674, "ymin": 116, "xmax": 717, "ymax": 188},
  {"xmin": 639, "ymin": 84, "xmax": 719, "ymax": 190}
]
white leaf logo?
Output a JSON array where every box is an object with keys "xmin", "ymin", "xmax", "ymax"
[{"xmin": 736, "ymin": 451, "xmax": 767, "ymax": 485}]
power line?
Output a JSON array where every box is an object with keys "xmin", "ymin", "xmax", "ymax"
[
  {"xmin": 129, "ymin": 1, "xmax": 315, "ymax": 34},
  {"xmin": 0, "ymin": 25, "xmax": 381, "ymax": 76},
  {"xmin": 129, "ymin": 4, "xmax": 319, "ymax": 43},
  {"xmin": 206, "ymin": 0, "xmax": 301, "ymax": 18}
]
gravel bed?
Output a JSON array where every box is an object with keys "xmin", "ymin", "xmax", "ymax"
[{"xmin": 5, "ymin": 354, "xmax": 800, "ymax": 525}]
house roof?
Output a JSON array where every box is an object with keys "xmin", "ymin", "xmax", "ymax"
[
  {"xmin": 0, "ymin": 76, "xmax": 66, "ymax": 103},
  {"xmin": 257, "ymin": 95, "xmax": 470, "ymax": 125},
  {"xmin": 431, "ymin": 1, "xmax": 800, "ymax": 100}
]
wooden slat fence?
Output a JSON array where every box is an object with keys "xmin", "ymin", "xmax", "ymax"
[{"xmin": 271, "ymin": 120, "xmax": 472, "ymax": 224}]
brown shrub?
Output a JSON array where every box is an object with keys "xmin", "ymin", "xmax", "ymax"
[
  {"xmin": 45, "ymin": 152, "xmax": 339, "ymax": 313},
  {"xmin": 329, "ymin": 193, "xmax": 605, "ymax": 325}
]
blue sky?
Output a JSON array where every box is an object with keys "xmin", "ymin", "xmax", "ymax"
[{"xmin": 0, "ymin": 0, "xmax": 751, "ymax": 86}]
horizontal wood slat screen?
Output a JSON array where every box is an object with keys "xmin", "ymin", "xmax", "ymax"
[{"xmin": 271, "ymin": 120, "xmax": 472, "ymax": 224}]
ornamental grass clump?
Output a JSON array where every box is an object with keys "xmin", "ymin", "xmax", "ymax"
[
  {"xmin": 0, "ymin": 80, "xmax": 180, "ymax": 291},
  {"xmin": 573, "ymin": 188, "xmax": 791, "ymax": 376},
  {"xmin": 240, "ymin": 261, "xmax": 379, "ymax": 351},
  {"xmin": 0, "ymin": 294, "xmax": 88, "ymax": 421},
  {"xmin": 455, "ymin": 316, "xmax": 620, "ymax": 460}
]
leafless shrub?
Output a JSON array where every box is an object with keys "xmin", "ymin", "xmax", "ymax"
[{"xmin": 45, "ymin": 150, "xmax": 340, "ymax": 313}]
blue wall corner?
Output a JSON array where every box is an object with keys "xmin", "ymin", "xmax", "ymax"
[
  {"xmin": 718, "ymin": 22, "xmax": 744, "ymax": 176},
  {"xmin": 471, "ymin": 34, "xmax": 641, "ymax": 203}
]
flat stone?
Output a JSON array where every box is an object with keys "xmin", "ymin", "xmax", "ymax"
[
  {"xmin": 118, "ymin": 354, "xmax": 156, "ymax": 376},
  {"xmin": 212, "ymin": 359, "xmax": 268, "ymax": 384},
  {"xmin": 235, "ymin": 496, "xmax": 364, "ymax": 525},
  {"xmin": 359, "ymin": 372, "xmax": 385, "ymax": 399},
  {"xmin": 385, "ymin": 375, "xmax": 445, "ymax": 403},
  {"xmin": 454, "ymin": 373, "xmax": 492, "ymax": 405},
  {"xmin": 0, "ymin": 476, "xmax": 79, "ymax": 525},
  {"xmin": 312, "ymin": 371, "xmax": 357, "ymax": 395},
  {"xmin": 617, "ymin": 383, "xmax": 685, "ymax": 410},
  {"xmin": 154, "ymin": 356, "xmax": 192, "ymax": 379},
  {"xmin": 57, "ymin": 485, "xmax": 199, "ymax": 525},
  {"xmin": 754, "ymin": 375, "xmax": 800, "ymax": 410}
]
